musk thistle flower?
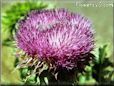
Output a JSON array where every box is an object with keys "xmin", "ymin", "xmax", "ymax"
[{"xmin": 16, "ymin": 9, "xmax": 94, "ymax": 71}]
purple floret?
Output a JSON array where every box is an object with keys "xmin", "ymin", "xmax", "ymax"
[{"xmin": 16, "ymin": 9, "xmax": 94, "ymax": 70}]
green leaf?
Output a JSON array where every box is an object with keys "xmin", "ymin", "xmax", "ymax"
[
  {"xmin": 79, "ymin": 75, "xmax": 86, "ymax": 84},
  {"xmin": 98, "ymin": 45, "xmax": 107, "ymax": 64},
  {"xmin": 25, "ymin": 74, "xmax": 36, "ymax": 84},
  {"xmin": 20, "ymin": 68, "xmax": 29, "ymax": 79}
]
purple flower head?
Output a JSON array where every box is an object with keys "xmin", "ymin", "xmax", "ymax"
[{"xmin": 16, "ymin": 9, "xmax": 94, "ymax": 70}]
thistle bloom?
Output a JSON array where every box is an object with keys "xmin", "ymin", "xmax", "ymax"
[{"xmin": 16, "ymin": 9, "xmax": 94, "ymax": 70}]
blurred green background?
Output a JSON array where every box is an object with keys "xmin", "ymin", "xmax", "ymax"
[{"xmin": 1, "ymin": 0, "xmax": 113, "ymax": 84}]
